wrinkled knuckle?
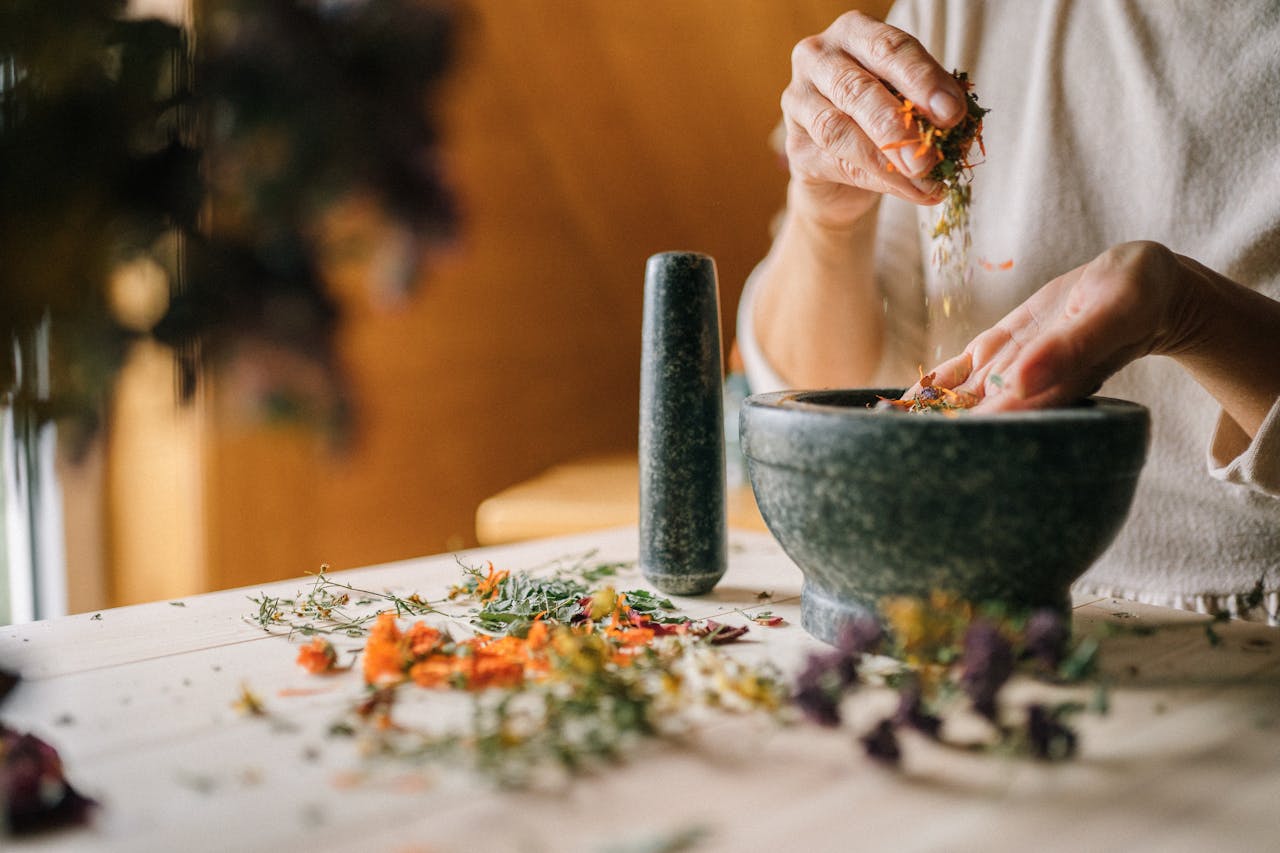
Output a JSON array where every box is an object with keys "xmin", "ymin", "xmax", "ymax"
[
  {"xmin": 779, "ymin": 83, "xmax": 801, "ymax": 118},
  {"xmin": 1131, "ymin": 240, "xmax": 1174, "ymax": 271},
  {"xmin": 784, "ymin": 137, "xmax": 827, "ymax": 182},
  {"xmin": 866, "ymin": 25, "xmax": 918, "ymax": 68},
  {"xmin": 833, "ymin": 158, "xmax": 871, "ymax": 188},
  {"xmin": 896, "ymin": 62, "xmax": 938, "ymax": 98},
  {"xmin": 828, "ymin": 64, "xmax": 877, "ymax": 112},
  {"xmin": 831, "ymin": 9, "xmax": 871, "ymax": 34},
  {"xmin": 791, "ymin": 35, "xmax": 823, "ymax": 71},
  {"xmin": 810, "ymin": 106, "xmax": 851, "ymax": 152}
]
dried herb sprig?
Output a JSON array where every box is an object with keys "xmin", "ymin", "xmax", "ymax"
[
  {"xmin": 454, "ymin": 563, "xmax": 689, "ymax": 639},
  {"xmin": 246, "ymin": 564, "xmax": 447, "ymax": 638}
]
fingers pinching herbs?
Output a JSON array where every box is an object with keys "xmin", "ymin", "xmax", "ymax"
[{"xmin": 785, "ymin": 11, "xmax": 964, "ymax": 199}]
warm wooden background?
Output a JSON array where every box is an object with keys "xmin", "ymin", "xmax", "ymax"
[{"xmin": 104, "ymin": 0, "xmax": 891, "ymax": 603}]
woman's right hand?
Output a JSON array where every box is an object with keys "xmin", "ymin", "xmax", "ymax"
[{"xmin": 782, "ymin": 10, "xmax": 969, "ymax": 228}]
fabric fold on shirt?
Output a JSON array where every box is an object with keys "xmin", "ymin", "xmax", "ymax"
[{"xmin": 1208, "ymin": 397, "xmax": 1280, "ymax": 498}]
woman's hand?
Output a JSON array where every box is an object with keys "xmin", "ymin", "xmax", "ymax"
[
  {"xmin": 914, "ymin": 242, "xmax": 1280, "ymax": 438},
  {"xmin": 782, "ymin": 10, "xmax": 967, "ymax": 228},
  {"xmin": 917, "ymin": 242, "xmax": 1197, "ymax": 409}
]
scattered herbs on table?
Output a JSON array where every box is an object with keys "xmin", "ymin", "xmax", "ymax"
[
  {"xmin": 250, "ymin": 555, "xmax": 785, "ymax": 786},
  {"xmin": 232, "ymin": 684, "xmax": 269, "ymax": 717},
  {"xmin": 252, "ymin": 560, "xmax": 1271, "ymax": 786}
]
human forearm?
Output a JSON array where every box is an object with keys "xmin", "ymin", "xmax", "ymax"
[
  {"xmin": 1169, "ymin": 255, "xmax": 1280, "ymax": 439},
  {"xmin": 750, "ymin": 9, "xmax": 965, "ymax": 389},
  {"xmin": 751, "ymin": 192, "xmax": 883, "ymax": 388}
]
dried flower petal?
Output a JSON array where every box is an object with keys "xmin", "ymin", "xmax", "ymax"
[
  {"xmin": 859, "ymin": 718, "xmax": 902, "ymax": 766},
  {"xmin": 959, "ymin": 620, "xmax": 1014, "ymax": 722},
  {"xmin": 0, "ymin": 669, "xmax": 19, "ymax": 706},
  {"xmin": 1022, "ymin": 609, "xmax": 1070, "ymax": 673},
  {"xmin": 792, "ymin": 640, "xmax": 862, "ymax": 727},
  {"xmin": 691, "ymin": 621, "xmax": 749, "ymax": 645},
  {"xmin": 363, "ymin": 612, "xmax": 409, "ymax": 686},
  {"xmin": 1026, "ymin": 703, "xmax": 1079, "ymax": 761},
  {"xmin": 893, "ymin": 680, "xmax": 942, "ymax": 740},
  {"xmin": 1, "ymin": 725, "xmax": 97, "ymax": 836},
  {"xmin": 836, "ymin": 615, "xmax": 885, "ymax": 656},
  {"xmin": 296, "ymin": 637, "xmax": 339, "ymax": 674}
]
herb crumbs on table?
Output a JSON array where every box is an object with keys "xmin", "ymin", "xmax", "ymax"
[{"xmin": 255, "ymin": 556, "xmax": 782, "ymax": 786}]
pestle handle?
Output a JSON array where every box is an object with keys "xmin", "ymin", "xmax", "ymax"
[{"xmin": 638, "ymin": 251, "xmax": 727, "ymax": 595}]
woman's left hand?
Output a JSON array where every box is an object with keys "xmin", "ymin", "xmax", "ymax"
[
  {"xmin": 914, "ymin": 241, "xmax": 1280, "ymax": 440},
  {"xmin": 912, "ymin": 241, "xmax": 1202, "ymax": 411}
]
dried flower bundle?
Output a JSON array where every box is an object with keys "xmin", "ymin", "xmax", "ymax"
[
  {"xmin": 1, "ymin": 0, "xmax": 456, "ymax": 436},
  {"xmin": 791, "ymin": 592, "xmax": 1101, "ymax": 766}
]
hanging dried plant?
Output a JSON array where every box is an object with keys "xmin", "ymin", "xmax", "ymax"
[{"xmin": 0, "ymin": 0, "xmax": 458, "ymax": 439}]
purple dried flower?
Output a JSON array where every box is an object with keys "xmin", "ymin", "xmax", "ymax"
[
  {"xmin": 959, "ymin": 619, "xmax": 1014, "ymax": 722},
  {"xmin": 0, "ymin": 669, "xmax": 19, "ymax": 706},
  {"xmin": 835, "ymin": 616, "xmax": 884, "ymax": 657},
  {"xmin": 859, "ymin": 718, "xmax": 901, "ymax": 766},
  {"xmin": 792, "ymin": 682, "xmax": 842, "ymax": 727},
  {"xmin": 893, "ymin": 680, "xmax": 942, "ymax": 739},
  {"xmin": 792, "ymin": 644, "xmax": 862, "ymax": 727},
  {"xmin": 1026, "ymin": 703, "xmax": 1079, "ymax": 761},
  {"xmin": 1022, "ymin": 609, "xmax": 1070, "ymax": 673},
  {"xmin": 1, "ymin": 725, "xmax": 97, "ymax": 836}
]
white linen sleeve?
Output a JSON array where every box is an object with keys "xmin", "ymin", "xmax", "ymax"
[
  {"xmin": 1208, "ymin": 399, "xmax": 1280, "ymax": 497},
  {"xmin": 735, "ymin": 261, "xmax": 790, "ymax": 394}
]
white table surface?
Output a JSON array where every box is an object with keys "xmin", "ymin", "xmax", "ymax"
[{"xmin": 3, "ymin": 527, "xmax": 1278, "ymax": 853}]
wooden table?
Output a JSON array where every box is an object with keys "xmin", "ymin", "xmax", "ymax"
[
  {"xmin": 474, "ymin": 452, "xmax": 767, "ymax": 545},
  {"xmin": 4, "ymin": 527, "xmax": 1279, "ymax": 852}
]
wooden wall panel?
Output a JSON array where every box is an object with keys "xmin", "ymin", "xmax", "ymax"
[{"xmin": 189, "ymin": 0, "xmax": 892, "ymax": 592}]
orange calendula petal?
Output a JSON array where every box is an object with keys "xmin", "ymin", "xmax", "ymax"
[{"xmin": 296, "ymin": 637, "xmax": 338, "ymax": 674}]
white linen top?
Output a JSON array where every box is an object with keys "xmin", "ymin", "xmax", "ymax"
[{"xmin": 738, "ymin": 0, "xmax": 1280, "ymax": 622}]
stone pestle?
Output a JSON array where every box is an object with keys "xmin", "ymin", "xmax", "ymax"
[{"xmin": 638, "ymin": 251, "xmax": 727, "ymax": 595}]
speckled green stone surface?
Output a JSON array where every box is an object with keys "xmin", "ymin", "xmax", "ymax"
[
  {"xmin": 638, "ymin": 252, "xmax": 726, "ymax": 595},
  {"xmin": 741, "ymin": 389, "xmax": 1150, "ymax": 644}
]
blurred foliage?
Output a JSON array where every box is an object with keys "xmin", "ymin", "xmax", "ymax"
[{"xmin": 0, "ymin": 0, "xmax": 456, "ymax": 439}]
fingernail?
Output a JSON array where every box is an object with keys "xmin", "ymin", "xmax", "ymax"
[
  {"xmin": 912, "ymin": 177, "xmax": 944, "ymax": 197},
  {"xmin": 929, "ymin": 90, "xmax": 962, "ymax": 124},
  {"xmin": 890, "ymin": 146, "xmax": 929, "ymax": 178}
]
